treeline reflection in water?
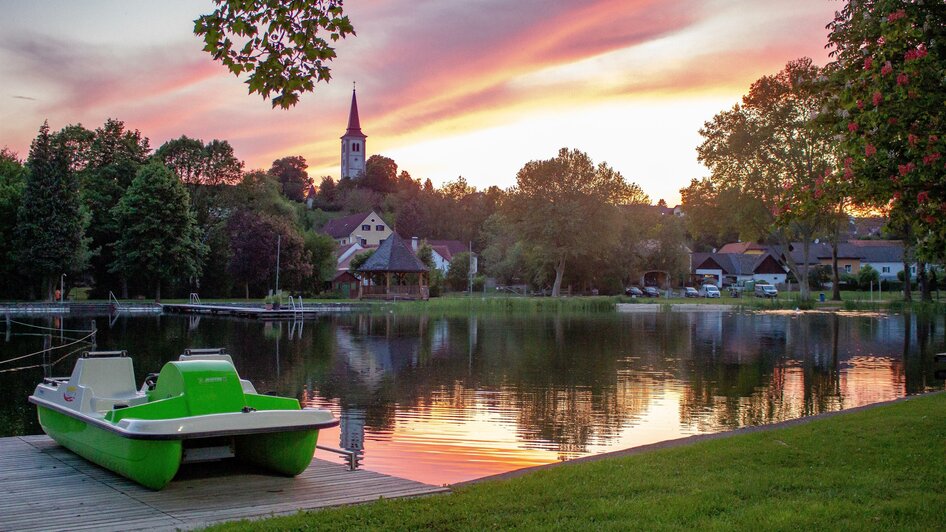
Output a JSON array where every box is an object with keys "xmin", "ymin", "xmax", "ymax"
[{"xmin": 1, "ymin": 311, "xmax": 942, "ymax": 484}]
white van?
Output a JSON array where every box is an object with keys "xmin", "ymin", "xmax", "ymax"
[
  {"xmin": 754, "ymin": 284, "xmax": 778, "ymax": 298},
  {"xmin": 700, "ymin": 284, "xmax": 721, "ymax": 298}
]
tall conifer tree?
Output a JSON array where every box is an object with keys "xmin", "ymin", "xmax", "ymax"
[{"xmin": 15, "ymin": 122, "xmax": 88, "ymax": 299}]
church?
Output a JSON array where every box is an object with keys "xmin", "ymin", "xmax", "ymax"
[{"xmin": 340, "ymin": 87, "xmax": 367, "ymax": 179}]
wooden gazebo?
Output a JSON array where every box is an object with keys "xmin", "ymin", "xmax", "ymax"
[{"xmin": 357, "ymin": 233, "xmax": 429, "ymax": 300}]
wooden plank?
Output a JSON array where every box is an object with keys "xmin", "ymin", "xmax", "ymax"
[{"xmin": 0, "ymin": 435, "xmax": 448, "ymax": 530}]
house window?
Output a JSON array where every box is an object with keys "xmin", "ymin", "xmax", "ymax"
[
  {"xmin": 882, "ymin": 266, "xmax": 891, "ymax": 273},
  {"xmin": 911, "ymin": 265, "xmax": 916, "ymax": 273},
  {"xmin": 359, "ymin": 238, "xmax": 367, "ymax": 246},
  {"xmin": 362, "ymin": 224, "xmax": 371, "ymax": 231},
  {"xmin": 844, "ymin": 265, "xmax": 852, "ymax": 273},
  {"xmin": 376, "ymin": 225, "xmax": 385, "ymax": 231}
]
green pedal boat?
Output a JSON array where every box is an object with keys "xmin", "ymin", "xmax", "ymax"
[{"xmin": 29, "ymin": 349, "xmax": 338, "ymax": 490}]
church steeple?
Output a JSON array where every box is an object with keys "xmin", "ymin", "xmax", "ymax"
[
  {"xmin": 345, "ymin": 87, "xmax": 365, "ymax": 136},
  {"xmin": 340, "ymin": 85, "xmax": 367, "ymax": 178}
]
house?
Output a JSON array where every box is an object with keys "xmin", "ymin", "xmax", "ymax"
[
  {"xmin": 322, "ymin": 210, "xmax": 393, "ymax": 247},
  {"xmin": 788, "ymin": 240, "xmax": 911, "ymax": 281},
  {"xmin": 409, "ymin": 237, "xmax": 477, "ymax": 274},
  {"xmin": 691, "ymin": 252, "xmax": 788, "ymax": 287}
]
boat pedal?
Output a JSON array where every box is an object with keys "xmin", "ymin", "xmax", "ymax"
[{"xmin": 241, "ymin": 406, "xmax": 257, "ymax": 413}]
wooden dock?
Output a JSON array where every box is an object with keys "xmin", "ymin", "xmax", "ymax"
[
  {"xmin": 0, "ymin": 435, "xmax": 448, "ymax": 531},
  {"xmin": 160, "ymin": 303, "xmax": 367, "ymax": 320}
]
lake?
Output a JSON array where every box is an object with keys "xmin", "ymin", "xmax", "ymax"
[{"xmin": 1, "ymin": 310, "xmax": 943, "ymax": 485}]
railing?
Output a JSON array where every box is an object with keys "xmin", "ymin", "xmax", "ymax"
[
  {"xmin": 189, "ymin": 293, "xmax": 201, "ymax": 305},
  {"xmin": 108, "ymin": 291, "xmax": 121, "ymax": 311},
  {"xmin": 316, "ymin": 444, "xmax": 360, "ymax": 470},
  {"xmin": 362, "ymin": 285, "xmax": 426, "ymax": 297}
]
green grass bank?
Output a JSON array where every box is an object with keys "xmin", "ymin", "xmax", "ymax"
[{"xmin": 206, "ymin": 392, "xmax": 945, "ymax": 531}]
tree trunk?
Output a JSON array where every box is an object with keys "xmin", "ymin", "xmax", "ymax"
[
  {"xmin": 245, "ymin": 282, "xmax": 249, "ymax": 300},
  {"xmin": 919, "ymin": 260, "xmax": 932, "ymax": 302},
  {"xmin": 831, "ymin": 241, "xmax": 841, "ymax": 301},
  {"xmin": 551, "ymin": 256, "xmax": 565, "ymax": 297},
  {"xmin": 45, "ymin": 276, "xmax": 53, "ymax": 301},
  {"xmin": 121, "ymin": 277, "xmax": 128, "ymax": 299},
  {"xmin": 798, "ymin": 241, "xmax": 811, "ymax": 301},
  {"xmin": 902, "ymin": 259, "xmax": 912, "ymax": 302},
  {"xmin": 155, "ymin": 280, "xmax": 161, "ymax": 302}
]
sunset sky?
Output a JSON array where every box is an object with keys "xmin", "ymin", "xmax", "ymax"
[{"xmin": 0, "ymin": 0, "xmax": 839, "ymax": 204}]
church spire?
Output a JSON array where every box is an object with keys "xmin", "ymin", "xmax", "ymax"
[
  {"xmin": 345, "ymin": 86, "xmax": 365, "ymax": 138},
  {"xmin": 340, "ymin": 83, "xmax": 367, "ymax": 179}
]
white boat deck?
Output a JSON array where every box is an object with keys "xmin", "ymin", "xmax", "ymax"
[{"xmin": 0, "ymin": 435, "xmax": 448, "ymax": 531}]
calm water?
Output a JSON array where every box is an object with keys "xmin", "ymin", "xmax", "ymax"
[{"xmin": 1, "ymin": 311, "xmax": 943, "ymax": 484}]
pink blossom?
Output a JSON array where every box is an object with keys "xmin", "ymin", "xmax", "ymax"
[
  {"xmin": 881, "ymin": 61, "xmax": 893, "ymax": 76},
  {"xmin": 844, "ymin": 157, "xmax": 854, "ymax": 169},
  {"xmin": 873, "ymin": 91, "xmax": 883, "ymax": 106},
  {"xmin": 844, "ymin": 167, "xmax": 854, "ymax": 180},
  {"xmin": 898, "ymin": 162, "xmax": 915, "ymax": 176},
  {"xmin": 887, "ymin": 9, "xmax": 906, "ymax": 22},
  {"xmin": 905, "ymin": 44, "xmax": 929, "ymax": 62},
  {"xmin": 856, "ymin": 99, "xmax": 865, "ymax": 110},
  {"xmin": 893, "ymin": 191, "xmax": 901, "ymax": 201},
  {"xmin": 924, "ymin": 215, "xmax": 936, "ymax": 224},
  {"xmin": 908, "ymin": 133, "xmax": 918, "ymax": 146},
  {"xmin": 891, "ymin": 175, "xmax": 899, "ymax": 184},
  {"xmin": 865, "ymin": 144, "xmax": 877, "ymax": 157},
  {"xmin": 930, "ymin": 135, "xmax": 940, "ymax": 143},
  {"xmin": 888, "ymin": 117, "xmax": 898, "ymax": 126},
  {"xmin": 864, "ymin": 56, "xmax": 873, "ymax": 70},
  {"xmin": 848, "ymin": 122, "xmax": 859, "ymax": 133},
  {"xmin": 923, "ymin": 153, "xmax": 941, "ymax": 165},
  {"xmin": 918, "ymin": 191, "xmax": 929, "ymax": 204},
  {"xmin": 897, "ymin": 73, "xmax": 909, "ymax": 86}
]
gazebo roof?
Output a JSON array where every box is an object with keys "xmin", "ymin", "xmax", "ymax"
[{"xmin": 359, "ymin": 233, "xmax": 428, "ymax": 273}]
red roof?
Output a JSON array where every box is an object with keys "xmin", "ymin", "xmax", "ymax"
[
  {"xmin": 426, "ymin": 240, "xmax": 468, "ymax": 259},
  {"xmin": 323, "ymin": 211, "xmax": 374, "ymax": 239},
  {"xmin": 342, "ymin": 89, "xmax": 366, "ymax": 139},
  {"xmin": 717, "ymin": 242, "xmax": 770, "ymax": 254}
]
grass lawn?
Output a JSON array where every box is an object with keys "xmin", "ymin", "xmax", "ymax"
[{"xmin": 205, "ymin": 393, "xmax": 945, "ymax": 531}]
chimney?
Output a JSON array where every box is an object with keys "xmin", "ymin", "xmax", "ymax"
[{"xmin": 411, "ymin": 237, "xmax": 418, "ymax": 251}]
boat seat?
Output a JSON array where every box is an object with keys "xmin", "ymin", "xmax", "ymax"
[
  {"xmin": 70, "ymin": 357, "xmax": 143, "ymax": 411},
  {"xmin": 178, "ymin": 353, "xmax": 258, "ymax": 394}
]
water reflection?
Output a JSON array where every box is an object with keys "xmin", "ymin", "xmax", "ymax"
[{"xmin": 0, "ymin": 311, "xmax": 942, "ymax": 484}]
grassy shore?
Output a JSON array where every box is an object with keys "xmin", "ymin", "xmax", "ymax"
[{"xmin": 206, "ymin": 393, "xmax": 945, "ymax": 531}]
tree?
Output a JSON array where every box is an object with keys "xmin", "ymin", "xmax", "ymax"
[
  {"xmin": 446, "ymin": 252, "xmax": 471, "ymax": 292},
  {"xmin": 826, "ymin": 2, "xmax": 946, "ymax": 265},
  {"xmin": 678, "ymin": 177, "xmax": 742, "ymax": 250},
  {"xmin": 72, "ymin": 119, "xmax": 152, "ymax": 297},
  {"xmin": 269, "ymin": 156, "xmax": 310, "ymax": 202},
  {"xmin": 303, "ymin": 230, "xmax": 337, "ymax": 294},
  {"xmin": 697, "ymin": 58, "xmax": 836, "ymax": 300},
  {"xmin": 14, "ymin": 123, "xmax": 89, "ymax": 300},
  {"xmin": 111, "ymin": 162, "xmax": 205, "ymax": 300},
  {"xmin": 226, "ymin": 209, "xmax": 311, "ymax": 298},
  {"xmin": 857, "ymin": 264, "xmax": 880, "ymax": 291},
  {"xmin": 361, "ymin": 155, "xmax": 398, "ymax": 194},
  {"xmin": 156, "ymin": 136, "xmax": 243, "ymax": 188},
  {"xmin": 506, "ymin": 148, "xmax": 648, "ymax": 297},
  {"xmin": 0, "ymin": 149, "xmax": 27, "ymax": 297},
  {"xmin": 194, "ymin": 0, "xmax": 355, "ymax": 108}
]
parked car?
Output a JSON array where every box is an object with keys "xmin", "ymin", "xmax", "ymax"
[
  {"xmin": 625, "ymin": 286, "xmax": 644, "ymax": 297},
  {"xmin": 754, "ymin": 283, "xmax": 778, "ymax": 298},
  {"xmin": 683, "ymin": 287, "xmax": 700, "ymax": 298},
  {"xmin": 700, "ymin": 284, "xmax": 721, "ymax": 298},
  {"xmin": 642, "ymin": 286, "xmax": 660, "ymax": 298}
]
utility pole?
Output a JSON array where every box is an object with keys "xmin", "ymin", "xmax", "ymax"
[{"xmin": 275, "ymin": 234, "xmax": 281, "ymax": 296}]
